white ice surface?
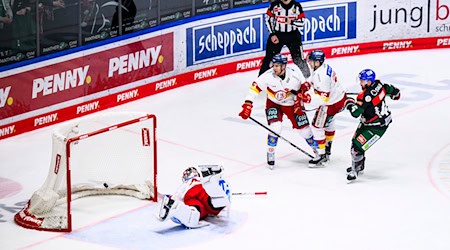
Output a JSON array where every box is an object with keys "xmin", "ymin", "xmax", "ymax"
[{"xmin": 1, "ymin": 49, "xmax": 450, "ymax": 250}]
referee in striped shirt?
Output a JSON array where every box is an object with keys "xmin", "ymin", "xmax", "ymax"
[{"xmin": 259, "ymin": 0, "xmax": 310, "ymax": 78}]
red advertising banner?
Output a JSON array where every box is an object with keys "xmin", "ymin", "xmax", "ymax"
[
  {"xmin": 0, "ymin": 33, "xmax": 174, "ymax": 120},
  {"xmin": 0, "ymin": 36, "xmax": 449, "ymax": 140}
]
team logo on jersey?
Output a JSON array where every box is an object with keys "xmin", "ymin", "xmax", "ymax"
[
  {"xmin": 357, "ymin": 134, "xmax": 367, "ymax": 144},
  {"xmin": 365, "ymin": 96, "xmax": 372, "ymax": 102},
  {"xmin": 275, "ymin": 91, "xmax": 287, "ymax": 101}
]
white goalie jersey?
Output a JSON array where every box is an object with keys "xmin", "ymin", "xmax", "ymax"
[{"xmin": 158, "ymin": 165, "xmax": 231, "ymax": 229}]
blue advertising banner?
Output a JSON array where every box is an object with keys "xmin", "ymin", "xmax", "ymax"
[
  {"xmin": 187, "ymin": 14, "xmax": 268, "ymax": 66},
  {"xmin": 186, "ymin": 2, "xmax": 357, "ymax": 66},
  {"xmin": 302, "ymin": 2, "xmax": 357, "ymax": 44}
]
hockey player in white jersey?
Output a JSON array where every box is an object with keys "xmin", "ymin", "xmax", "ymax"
[
  {"xmin": 239, "ymin": 54, "xmax": 318, "ymax": 168},
  {"xmin": 158, "ymin": 165, "xmax": 231, "ymax": 228},
  {"xmin": 306, "ymin": 49, "xmax": 347, "ymax": 166}
]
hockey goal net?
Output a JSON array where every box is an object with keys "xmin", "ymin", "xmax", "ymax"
[{"xmin": 15, "ymin": 112, "xmax": 157, "ymax": 232}]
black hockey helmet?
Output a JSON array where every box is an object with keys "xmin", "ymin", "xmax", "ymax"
[
  {"xmin": 308, "ymin": 49, "xmax": 325, "ymax": 64},
  {"xmin": 272, "ymin": 54, "xmax": 288, "ymax": 65}
]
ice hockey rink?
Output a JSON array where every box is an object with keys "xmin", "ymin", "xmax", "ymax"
[{"xmin": 1, "ymin": 48, "xmax": 450, "ymax": 250}]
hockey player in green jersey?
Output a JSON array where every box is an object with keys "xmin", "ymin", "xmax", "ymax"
[{"xmin": 344, "ymin": 69, "xmax": 401, "ymax": 183}]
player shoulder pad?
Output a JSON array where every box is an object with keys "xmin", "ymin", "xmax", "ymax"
[{"xmin": 356, "ymin": 89, "xmax": 366, "ymax": 102}]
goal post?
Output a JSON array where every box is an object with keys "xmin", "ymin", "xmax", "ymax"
[{"xmin": 15, "ymin": 112, "xmax": 157, "ymax": 232}]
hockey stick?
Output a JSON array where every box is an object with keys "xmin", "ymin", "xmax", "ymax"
[
  {"xmin": 232, "ymin": 191, "xmax": 267, "ymax": 196},
  {"xmin": 249, "ymin": 117, "xmax": 314, "ymax": 158},
  {"xmin": 292, "ymin": 89, "xmax": 359, "ymax": 96}
]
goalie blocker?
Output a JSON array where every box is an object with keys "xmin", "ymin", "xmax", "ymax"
[{"xmin": 158, "ymin": 165, "xmax": 231, "ymax": 228}]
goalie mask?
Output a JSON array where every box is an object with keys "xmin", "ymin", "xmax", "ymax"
[{"xmin": 182, "ymin": 167, "xmax": 201, "ymax": 183}]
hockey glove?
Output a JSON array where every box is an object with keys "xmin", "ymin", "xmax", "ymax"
[
  {"xmin": 300, "ymin": 81, "xmax": 311, "ymax": 93},
  {"xmin": 344, "ymin": 97, "xmax": 356, "ymax": 111},
  {"xmin": 391, "ymin": 87, "xmax": 401, "ymax": 100},
  {"xmin": 300, "ymin": 92, "xmax": 311, "ymax": 104},
  {"xmin": 239, "ymin": 101, "xmax": 253, "ymax": 120}
]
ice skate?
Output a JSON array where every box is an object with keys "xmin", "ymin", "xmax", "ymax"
[
  {"xmin": 308, "ymin": 154, "xmax": 327, "ymax": 167},
  {"xmin": 346, "ymin": 166, "xmax": 364, "ymax": 176},
  {"xmin": 346, "ymin": 168, "xmax": 358, "ymax": 183},
  {"xmin": 346, "ymin": 160, "xmax": 365, "ymax": 183},
  {"xmin": 347, "ymin": 157, "xmax": 365, "ymax": 175},
  {"xmin": 267, "ymin": 152, "xmax": 275, "ymax": 169},
  {"xmin": 325, "ymin": 141, "xmax": 332, "ymax": 160}
]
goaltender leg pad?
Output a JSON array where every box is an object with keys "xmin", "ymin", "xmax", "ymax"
[{"xmin": 170, "ymin": 202, "xmax": 203, "ymax": 228}]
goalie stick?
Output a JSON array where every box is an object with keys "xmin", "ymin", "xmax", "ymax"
[
  {"xmin": 249, "ymin": 117, "xmax": 314, "ymax": 158},
  {"xmin": 232, "ymin": 191, "xmax": 267, "ymax": 196},
  {"xmin": 157, "ymin": 191, "xmax": 267, "ymax": 198}
]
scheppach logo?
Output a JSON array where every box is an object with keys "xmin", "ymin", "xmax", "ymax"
[
  {"xmin": 302, "ymin": 2, "xmax": 357, "ymax": 44},
  {"xmin": 369, "ymin": 0, "xmax": 450, "ymax": 33},
  {"xmin": 186, "ymin": 15, "xmax": 264, "ymax": 66}
]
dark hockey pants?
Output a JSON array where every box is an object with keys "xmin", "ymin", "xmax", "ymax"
[{"xmin": 259, "ymin": 31, "xmax": 309, "ymax": 77}]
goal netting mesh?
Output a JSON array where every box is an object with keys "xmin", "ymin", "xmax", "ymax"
[{"xmin": 14, "ymin": 112, "xmax": 157, "ymax": 232}]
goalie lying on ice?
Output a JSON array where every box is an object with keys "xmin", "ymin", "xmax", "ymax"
[{"xmin": 158, "ymin": 165, "xmax": 231, "ymax": 228}]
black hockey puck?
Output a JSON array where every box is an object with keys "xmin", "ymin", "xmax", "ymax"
[{"xmin": 103, "ymin": 183, "xmax": 108, "ymax": 188}]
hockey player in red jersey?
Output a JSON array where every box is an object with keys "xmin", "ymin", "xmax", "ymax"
[
  {"xmin": 158, "ymin": 165, "xmax": 231, "ymax": 228},
  {"xmin": 307, "ymin": 49, "xmax": 347, "ymax": 167},
  {"xmin": 239, "ymin": 53, "xmax": 318, "ymax": 169},
  {"xmin": 344, "ymin": 69, "xmax": 401, "ymax": 183}
]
